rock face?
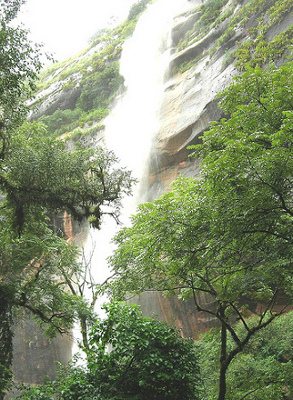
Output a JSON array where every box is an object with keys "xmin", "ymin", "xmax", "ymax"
[
  {"xmin": 137, "ymin": 0, "xmax": 293, "ymax": 337},
  {"xmin": 131, "ymin": 292, "xmax": 219, "ymax": 340},
  {"xmin": 147, "ymin": 0, "xmax": 293, "ymax": 194},
  {"xmin": 12, "ymin": 319, "xmax": 72, "ymax": 388},
  {"xmin": 28, "ymin": 69, "xmax": 82, "ymax": 121},
  {"xmin": 148, "ymin": 8, "xmax": 237, "ymax": 195}
]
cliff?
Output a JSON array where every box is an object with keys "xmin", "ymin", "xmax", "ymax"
[
  {"xmin": 147, "ymin": 0, "xmax": 293, "ymax": 197},
  {"xmin": 13, "ymin": 0, "xmax": 293, "ymax": 375},
  {"xmin": 138, "ymin": 0, "xmax": 293, "ymax": 337},
  {"xmin": 114, "ymin": 0, "xmax": 293, "ymax": 337}
]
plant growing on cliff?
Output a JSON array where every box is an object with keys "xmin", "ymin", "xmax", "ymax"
[
  {"xmin": 30, "ymin": 0, "xmax": 154, "ymax": 141},
  {"xmin": 176, "ymin": 0, "xmax": 293, "ymax": 74},
  {"xmin": 108, "ymin": 61, "xmax": 293, "ymax": 400},
  {"xmin": 77, "ymin": 62, "xmax": 123, "ymax": 112},
  {"xmin": 18, "ymin": 302, "xmax": 201, "ymax": 400},
  {"xmin": 127, "ymin": 0, "xmax": 153, "ymax": 21}
]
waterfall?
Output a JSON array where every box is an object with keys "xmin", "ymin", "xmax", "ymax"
[
  {"xmin": 104, "ymin": 0, "xmax": 190, "ymax": 211},
  {"xmin": 74, "ymin": 0, "xmax": 190, "ymax": 350}
]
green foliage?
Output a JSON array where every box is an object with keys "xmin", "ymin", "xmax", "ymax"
[
  {"xmin": 127, "ymin": 0, "xmax": 152, "ymax": 21},
  {"xmin": 0, "ymin": 3, "xmax": 136, "ymax": 395},
  {"xmin": 176, "ymin": 0, "xmax": 233, "ymax": 55},
  {"xmin": 32, "ymin": 0, "xmax": 155, "ymax": 140},
  {"xmin": 269, "ymin": 0, "xmax": 293, "ymax": 23},
  {"xmin": 87, "ymin": 302, "xmax": 201, "ymax": 400},
  {"xmin": 34, "ymin": 56, "xmax": 123, "ymax": 140},
  {"xmin": 0, "ymin": 119, "xmax": 133, "ymax": 395},
  {"xmin": 109, "ymin": 61, "xmax": 293, "ymax": 400},
  {"xmin": 18, "ymin": 302, "xmax": 201, "ymax": 400},
  {"xmin": 197, "ymin": 312, "xmax": 293, "ymax": 399},
  {"xmin": 89, "ymin": 28, "xmax": 111, "ymax": 45},
  {"xmin": 0, "ymin": 213, "xmax": 83, "ymax": 335},
  {"xmin": 235, "ymin": 26, "xmax": 293, "ymax": 69},
  {"xmin": 176, "ymin": 0, "xmax": 293, "ymax": 73},
  {"xmin": 77, "ymin": 62, "xmax": 123, "ymax": 112},
  {"xmin": 192, "ymin": 63, "xmax": 293, "ymax": 286},
  {"xmin": 38, "ymin": 108, "xmax": 83, "ymax": 136},
  {"xmin": 177, "ymin": 60, "xmax": 193, "ymax": 74},
  {"xmin": 231, "ymin": 0, "xmax": 293, "ymax": 69},
  {"xmin": 0, "ymin": 0, "xmax": 42, "ymax": 129},
  {"xmin": 39, "ymin": 107, "xmax": 109, "ymax": 138},
  {"xmin": 17, "ymin": 362, "xmax": 96, "ymax": 400},
  {"xmin": 0, "ymin": 3, "xmax": 44, "ymax": 394},
  {"xmin": 209, "ymin": 26, "xmax": 235, "ymax": 57},
  {"xmin": 0, "ymin": 287, "xmax": 13, "ymax": 399},
  {"xmin": 197, "ymin": 0, "xmax": 230, "ymax": 32},
  {"xmin": 3, "ymin": 121, "xmax": 133, "ymax": 231}
]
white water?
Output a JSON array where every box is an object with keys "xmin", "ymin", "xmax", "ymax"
[{"xmin": 73, "ymin": 0, "xmax": 190, "ymax": 352}]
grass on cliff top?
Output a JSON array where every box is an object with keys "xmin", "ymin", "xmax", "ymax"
[
  {"xmin": 31, "ymin": 0, "xmax": 154, "ymax": 141},
  {"xmin": 176, "ymin": 0, "xmax": 293, "ymax": 74}
]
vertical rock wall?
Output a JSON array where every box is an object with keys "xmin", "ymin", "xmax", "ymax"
[
  {"xmin": 137, "ymin": 0, "xmax": 293, "ymax": 338},
  {"xmin": 12, "ymin": 318, "xmax": 72, "ymax": 387}
]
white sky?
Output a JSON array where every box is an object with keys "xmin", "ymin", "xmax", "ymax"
[{"xmin": 17, "ymin": 0, "xmax": 137, "ymax": 62}]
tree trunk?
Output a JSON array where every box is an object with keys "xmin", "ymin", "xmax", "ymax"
[
  {"xmin": 80, "ymin": 314, "xmax": 90, "ymax": 352},
  {"xmin": 217, "ymin": 314, "xmax": 227, "ymax": 400},
  {"xmin": 0, "ymin": 287, "xmax": 13, "ymax": 400}
]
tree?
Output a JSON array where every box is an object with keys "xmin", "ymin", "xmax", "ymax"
[
  {"xmin": 4, "ymin": 121, "xmax": 133, "ymax": 233},
  {"xmin": 196, "ymin": 311, "xmax": 293, "ymax": 399},
  {"xmin": 0, "ymin": 117, "xmax": 133, "ymax": 398},
  {"xmin": 0, "ymin": 2, "xmax": 134, "ymax": 397},
  {"xmin": 109, "ymin": 62, "xmax": 293, "ymax": 400},
  {"xmin": 0, "ymin": 2, "xmax": 42, "ymax": 395},
  {"xmin": 18, "ymin": 302, "xmax": 201, "ymax": 400},
  {"xmin": 86, "ymin": 302, "xmax": 201, "ymax": 400},
  {"xmin": 0, "ymin": 0, "xmax": 42, "ymax": 135}
]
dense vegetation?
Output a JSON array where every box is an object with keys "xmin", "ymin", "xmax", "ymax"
[
  {"xmin": 19, "ymin": 302, "xmax": 201, "ymax": 400},
  {"xmin": 197, "ymin": 311, "xmax": 293, "ymax": 399},
  {"xmin": 0, "ymin": 1, "xmax": 134, "ymax": 397},
  {"xmin": 0, "ymin": 0, "xmax": 292, "ymax": 399},
  {"xmin": 109, "ymin": 61, "xmax": 293, "ymax": 399},
  {"xmin": 176, "ymin": 0, "xmax": 293, "ymax": 73}
]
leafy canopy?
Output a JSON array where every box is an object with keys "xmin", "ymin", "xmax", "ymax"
[
  {"xmin": 18, "ymin": 302, "xmax": 201, "ymax": 400},
  {"xmin": 3, "ymin": 121, "xmax": 133, "ymax": 234},
  {"xmin": 0, "ymin": 2, "xmax": 44, "ymax": 395},
  {"xmin": 0, "ymin": 2, "xmax": 134, "ymax": 396},
  {"xmin": 109, "ymin": 61, "xmax": 293, "ymax": 400},
  {"xmin": 0, "ymin": 0, "xmax": 42, "ymax": 129},
  {"xmin": 110, "ymin": 61, "xmax": 293, "ymax": 306},
  {"xmin": 197, "ymin": 312, "xmax": 293, "ymax": 400}
]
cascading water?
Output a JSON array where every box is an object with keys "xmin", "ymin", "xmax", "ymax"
[
  {"xmin": 73, "ymin": 0, "xmax": 190, "ymax": 350},
  {"xmin": 104, "ymin": 0, "xmax": 190, "ymax": 213}
]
